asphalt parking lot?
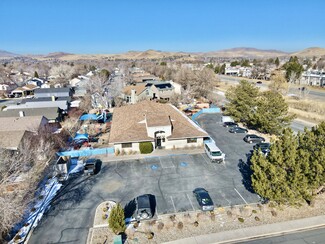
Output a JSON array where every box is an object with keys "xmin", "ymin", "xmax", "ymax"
[{"xmin": 29, "ymin": 113, "xmax": 260, "ymax": 244}]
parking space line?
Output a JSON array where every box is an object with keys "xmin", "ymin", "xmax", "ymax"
[
  {"xmin": 158, "ymin": 156, "xmax": 163, "ymax": 168},
  {"xmin": 200, "ymin": 153, "xmax": 210, "ymax": 165},
  {"xmin": 186, "ymin": 193, "xmax": 195, "ymax": 211},
  {"xmin": 170, "ymin": 196, "xmax": 177, "ymax": 212},
  {"xmin": 234, "ymin": 188, "xmax": 248, "ymax": 204}
]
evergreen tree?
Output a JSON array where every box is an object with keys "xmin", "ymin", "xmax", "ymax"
[
  {"xmin": 220, "ymin": 64, "xmax": 226, "ymax": 74},
  {"xmin": 250, "ymin": 91, "xmax": 295, "ymax": 134},
  {"xmin": 225, "ymin": 80, "xmax": 259, "ymax": 123},
  {"xmin": 275, "ymin": 57, "xmax": 280, "ymax": 67},
  {"xmin": 34, "ymin": 71, "xmax": 39, "ymax": 78},
  {"xmin": 108, "ymin": 204, "xmax": 126, "ymax": 234},
  {"xmin": 283, "ymin": 56, "xmax": 304, "ymax": 81}
]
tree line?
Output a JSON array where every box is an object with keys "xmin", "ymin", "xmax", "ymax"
[
  {"xmin": 251, "ymin": 123, "xmax": 325, "ymax": 205},
  {"xmin": 225, "ymin": 80, "xmax": 295, "ymax": 135}
]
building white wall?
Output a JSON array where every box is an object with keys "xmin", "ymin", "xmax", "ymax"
[
  {"xmin": 114, "ymin": 141, "xmax": 154, "ymax": 153},
  {"xmin": 164, "ymin": 137, "xmax": 204, "ymax": 149},
  {"xmin": 170, "ymin": 81, "xmax": 182, "ymax": 95},
  {"xmin": 146, "ymin": 125, "xmax": 172, "ymax": 138}
]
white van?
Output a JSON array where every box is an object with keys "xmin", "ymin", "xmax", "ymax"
[
  {"xmin": 204, "ymin": 142, "xmax": 225, "ymax": 163},
  {"xmin": 221, "ymin": 116, "xmax": 234, "ymax": 123}
]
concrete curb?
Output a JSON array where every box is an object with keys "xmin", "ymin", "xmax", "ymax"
[
  {"xmin": 100, "ymin": 149, "xmax": 205, "ymax": 162},
  {"xmin": 163, "ymin": 215, "xmax": 325, "ymax": 244}
]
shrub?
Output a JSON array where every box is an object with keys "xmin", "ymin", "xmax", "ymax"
[
  {"xmin": 193, "ymin": 221, "xmax": 199, "ymax": 227},
  {"xmin": 147, "ymin": 232, "xmax": 154, "ymax": 239},
  {"xmin": 108, "ymin": 203, "xmax": 126, "ymax": 234},
  {"xmin": 157, "ymin": 222, "xmax": 164, "ymax": 231},
  {"xmin": 169, "ymin": 214, "xmax": 176, "ymax": 222},
  {"xmin": 226, "ymin": 210, "xmax": 232, "ymax": 217},
  {"xmin": 177, "ymin": 222, "xmax": 184, "ymax": 230},
  {"xmin": 255, "ymin": 216, "xmax": 260, "ymax": 221},
  {"xmin": 139, "ymin": 142, "xmax": 153, "ymax": 154},
  {"xmin": 238, "ymin": 217, "xmax": 245, "ymax": 223},
  {"xmin": 271, "ymin": 210, "xmax": 277, "ymax": 217},
  {"xmin": 115, "ymin": 149, "xmax": 120, "ymax": 156},
  {"xmin": 252, "ymin": 209, "xmax": 257, "ymax": 214}
]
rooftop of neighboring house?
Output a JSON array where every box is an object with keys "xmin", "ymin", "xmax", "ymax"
[
  {"xmin": 22, "ymin": 96, "xmax": 71, "ymax": 103},
  {"xmin": 0, "ymin": 115, "xmax": 47, "ymax": 132},
  {"xmin": 109, "ymin": 101, "xmax": 207, "ymax": 144},
  {"xmin": 147, "ymin": 81, "xmax": 174, "ymax": 90},
  {"xmin": 34, "ymin": 87, "xmax": 71, "ymax": 94},
  {"xmin": 0, "ymin": 107, "xmax": 61, "ymax": 121},
  {"xmin": 0, "ymin": 130, "xmax": 30, "ymax": 150},
  {"xmin": 11, "ymin": 84, "xmax": 39, "ymax": 92},
  {"xmin": 123, "ymin": 83, "xmax": 147, "ymax": 96}
]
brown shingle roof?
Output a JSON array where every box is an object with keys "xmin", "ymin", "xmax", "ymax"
[
  {"xmin": 0, "ymin": 116, "xmax": 46, "ymax": 132},
  {"xmin": 109, "ymin": 101, "xmax": 207, "ymax": 144},
  {"xmin": 123, "ymin": 84, "xmax": 147, "ymax": 96},
  {"xmin": 0, "ymin": 130, "xmax": 29, "ymax": 150}
]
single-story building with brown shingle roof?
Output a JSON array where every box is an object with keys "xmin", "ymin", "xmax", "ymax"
[
  {"xmin": 109, "ymin": 101, "xmax": 208, "ymax": 153},
  {"xmin": 0, "ymin": 115, "xmax": 49, "ymax": 150}
]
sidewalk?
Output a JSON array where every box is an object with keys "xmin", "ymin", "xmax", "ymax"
[
  {"xmin": 96, "ymin": 148, "xmax": 205, "ymax": 162},
  {"xmin": 164, "ymin": 215, "xmax": 325, "ymax": 244}
]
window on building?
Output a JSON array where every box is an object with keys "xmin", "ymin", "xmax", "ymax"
[
  {"xmin": 187, "ymin": 138, "xmax": 197, "ymax": 143},
  {"xmin": 122, "ymin": 143, "xmax": 132, "ymax": 148}
]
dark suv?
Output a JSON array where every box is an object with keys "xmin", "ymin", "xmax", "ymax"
[
  {"xmin": 223, "ymin": 122, "xmax": 238, "ymax": 128},
  {"xmin": 229, "ymin": 127, "xmax": 248, "ymax": 133},
  {"xmin": 135, "ymin": 194, "xmax": 154, "ymax": 220},
  {"xmin": 244, "ymin": 134, "xmax": 265, "ymax": 144}
]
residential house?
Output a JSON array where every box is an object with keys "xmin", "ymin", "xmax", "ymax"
[
  {"xmin": 0, "ymin": 116, "xmax": 49, "ymax": 150},
  {"xmin": 300, "ymin": 69, "xmax": 325, "ymax": 87},
  {"xmin": 109, "ymin": 101, "xmax": 208, "ymax": 153},
  {"xmin": 34, "ymin": 87, "xmax": 72, "ymax": 99},
  {"xmin": 0, "ymin": 107, "xmax": 63, "ymax": 123},
  {"xmin": 122, "ymin": 83, "xmax": 148, "ymax": 104},
  {"xmin": 26, "ymin": 78, "xmax": 46, "ymax": 87},
  {"xmin": 122, "ymin": 80, "xmax": 180, "ymax": 104},
  {"xmin": 5, "ymin": 96, "xmax": 71, "ymax": 112},
  {"xmin": 11, "ymin": 84, "xmax": 39, "ymax": 97},
  {"xmin": 0, "ymin": 82, "xmax": 17, "ymax": 92}
]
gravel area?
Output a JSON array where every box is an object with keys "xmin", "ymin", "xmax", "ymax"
[{"xmin": 88, "ymin": 194, "xmax": 325, "ymax": 243}]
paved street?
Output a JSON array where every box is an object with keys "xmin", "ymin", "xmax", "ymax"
[
  {"xmin": 217, "ymin": 74, "xmax": 325, "ymax": 101},
  {"xmin": 29, "ymin": 113, "xmax": 259, "ymax": 244},
  {"xmin": 241, "ymin": 227, "xmax": 325, "ymax": 244}
]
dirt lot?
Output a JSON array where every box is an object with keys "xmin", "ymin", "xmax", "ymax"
[{"xmin": 89, "ymin": 194, "xmax": 325, "ymax": 244}]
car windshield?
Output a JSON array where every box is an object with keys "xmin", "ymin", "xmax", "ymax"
[
  {"xmin": 211, "ymin": 151, "xmax": 222, "ymax": 156},
  {"xmin": 201, "ymin": 197, "xmax": 213, "ymax": 205}
]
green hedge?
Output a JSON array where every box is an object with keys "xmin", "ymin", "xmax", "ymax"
[{"xmin": 139, "ymin": 142, "xmax": 153, "ymax": 154}]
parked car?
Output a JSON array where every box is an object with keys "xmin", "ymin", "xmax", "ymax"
[
  {"xmin": 256, "ymin": 81, "xmax": 263, "ymax": 84},
  {"xmin": 223, "ymin": 122, "xmax": 238, "ymax": 128},
  {"xmin": 84, "ymin": 158, "xmax": 101, "ymax": 175},
  {"xmin": 135, "ymin": 194, "xmax": 154, "ymax": 220},
  {"xmin": 193, "ymin": 188, "xmax": 214, "ymax": 211},
  {"xmin": 244, "ymin": 134, "xmax": 265, "ymax": 144},
  {"xmin": 253, "ymin": 142, "xmax": 270, "ymax": 151},
  {"xmin": 229, "ymin": 127, "xmax": 248, "ymax": 133}
]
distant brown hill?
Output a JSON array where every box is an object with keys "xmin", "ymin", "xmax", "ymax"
[
  {"xmin": 201, "ymin": 47, "xmax": 288, "ymax": 58},
  {"xmin": 291, "ymin": 47, "xmax": 325, "ymax": 57},
  {"xmin": 0, "ymin": 49, "xmax": 19, "ymax": 57},
  {"xmin": 11, "ymin": 46, "xmax": 325, "ymax": 61}
]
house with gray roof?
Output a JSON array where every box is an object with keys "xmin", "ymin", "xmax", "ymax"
[
  {"xmin": 0, "ymin": 107, "xmax": 63, "ymax": 123},
  {"xmin": 34, "ymin": 87, "xmax": 72, "ymax": 98},
  {"xmin": 5, "ymin": 97, "xmax": 71, "ymax": 111}
]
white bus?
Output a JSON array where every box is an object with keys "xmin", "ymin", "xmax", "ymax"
[{"xmin": 204, "ymin": 142, "xmax": 225, "ymax": 163}]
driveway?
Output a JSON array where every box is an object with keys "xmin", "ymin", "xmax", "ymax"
[{"xmin": 29, "ymin": 113, "xmax": 259, "ymax": 244}]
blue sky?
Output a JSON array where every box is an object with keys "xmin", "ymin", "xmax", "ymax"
[{"xmin": 0, "ymin": 0, "xmax": 324, "ymax": 54}]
